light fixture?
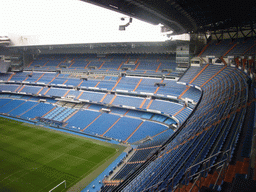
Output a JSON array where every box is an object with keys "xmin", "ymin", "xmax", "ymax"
[{"xmin": 119, "ymin": 17, "xmax": 133, "ymax": 31}]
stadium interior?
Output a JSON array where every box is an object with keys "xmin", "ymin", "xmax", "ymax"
[{"xmin": 0, "ymin": 0, "xmax": 256, "ymax": 192}]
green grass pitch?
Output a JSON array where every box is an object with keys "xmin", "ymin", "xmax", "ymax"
[{"xmin": 0, "ymin": 117, "xmax": 118, "ymax": 192}]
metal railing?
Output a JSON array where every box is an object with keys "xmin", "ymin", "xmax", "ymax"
[{"xmin": 142, "ymin": 149, "xmax": 232, "ymax": 192}]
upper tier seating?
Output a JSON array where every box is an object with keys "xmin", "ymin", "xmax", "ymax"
[
  {"xmin": 201, "ymin": 39, "xmax": 236, "ymax": 57},
  {"xmin": 24, "ymin": 54, "xmax": 180, "ymax": 76},
  {"xmin": 201, "ymin": 37, "xmax": 256, "ymax": 57}
]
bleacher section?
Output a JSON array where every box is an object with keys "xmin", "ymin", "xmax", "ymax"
[
  {"xmin": 112, "ymin": 64, "xmax": 251, "ymax": 192},
  {"xmin": 24, "ymin": 54, "xmax": 182, "ymax": 77},
  {"xmin": 0, "ymin": 79, "xmax": 193, "ymax": 124},
  {"xmin": 105, "ymin": 127, "xmax": 175, "ymax": 184},
  {"xmin": 103, "ymin": 117, "xmax": 142, "ymax": 141},
  {"xmin": 0, "ymin": 93, "xmax": 173, "ymax": 143},
  {"xmin": 1, "ymin": 47, "xmax": 255, "ymax": 192},
  {"xmin": 112, "ymin": 95, "xmax": 144, "ymax": 108},
  {"xmin": 20, "ymin": 103, "xmax": 54, "ymax": 120},
  {"xmin": 148, "ymin": 99, "xmax": 187, "ymax": 118},
  {"xmin": 126, "ymin": 121, "xmax": 168, "ymax": 143},
  {"xmin": 201, "ymin": 37, "xmax": 256, "ymax": 58},
  {"xmin": 0, "ymin": 65, "xmax": 198, "ymax": 121},
  {"xmin": 0, "ymin": 84, "xmax": 20, "ymax": 92},
  {"xmin": 43, "ymin": 106, "xmax": 76, "ymax": 122},
  {"xmin": 21, "ymin": 85, "xmax": 42, "ymax": 94},
  {"xmin": 9, "ymin": 101, "xmax": 38, "ymax": 117}
]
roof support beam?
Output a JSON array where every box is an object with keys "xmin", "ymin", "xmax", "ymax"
[{"xmin": 213, "ymin": 29, "xmax": 223, "ymax": 42}]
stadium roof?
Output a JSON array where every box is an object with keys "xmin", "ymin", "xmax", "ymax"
[
  {"xmin": 84, "ymin": 0, "xmax": 256, "ymax": 34},
  {"xmin": 3, "ymin": 40, "xmax": 186, "ymax": 55}
]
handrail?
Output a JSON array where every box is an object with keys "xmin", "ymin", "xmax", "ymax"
[
  {"xmin": 186, "ymin": 151, "xmax": 230, "ymax": 180},
  {"xmin": 140, "ymin": 88, "xmax": 248, "ymax": 191},
  {"xmin": 141, "ymin": 149, "xmax": 232, "ymax": 192},
  {"xmin": 113, "ymin": 87, "xmax": 205, "ymax": 191},
  {"xmin": 178, "ymin": 100, "xmax": 247, "ymax": 191}
]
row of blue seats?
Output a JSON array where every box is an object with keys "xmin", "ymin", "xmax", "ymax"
[
  {"xmin": 201, "ymin": 37, "xmax": 255, "ymax": 57},
  {"xmin": 121, "ymin": 66, "xmax": 248, "ymax": 191},
  {"xmin": 179, "ymin": 66, "xmax": 202, "ymax": 83},
  {"xmin": 0, "ymin": 93, "xmax": 172, "ymax": 144},
  {"xmin": 5, "ymin": 72, "xmax": 198, "ymax": 98},
  {"xmin": 175, "ymin": 108, "xmax": 192, "ymax": 124},
  {"xmin": 113, "ymin": 163, "xmax": 142, "ymax": 180},
  {"xmin": 4, "ymin": 71, "xmax": 201, "ymax": 104},
  {"xmin": 178, "ymin": 67, "xmax": 247, "ymax": 186},
  {"xmin": 0, "ymin": 93, "xmax": 56, "ymax": 103},
  {"xmin": 44, "ymin": 106, "xmax": 76, "ymax": 122},
  {"xmin": 109, "ymin": 128, "xmax": 175, "ymax": 183},
  {"xmin": 202, "ymin": 39, "xmax": 236, "ymax": 57},
  {"xmin": 26, "ymin": 54, "xmax": 177, "ymax": 71},
  {"xmin": 65, "ymin": 108, "xmax": 170, "ymax": 143},
  {"xmin": 26, "ymin": 61, "xmax": 177, "ymax": 73},
  {"xmin": 0, "ymin": 98, "xmax": 55, "ymax": 120},
  {"xmin": 16, "ymin": 85, "xmax": 189, "ymax": 119}
]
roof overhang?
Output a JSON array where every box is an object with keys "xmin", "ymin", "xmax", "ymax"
[
  {"xmin": 82, "ymin": 0, "xmax": 197, "ymax": 35},
  {"xmin": 4, "ymin": 41, "xmax": 189, "ymax": 55}
]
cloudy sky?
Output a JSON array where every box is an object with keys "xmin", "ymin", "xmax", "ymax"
[{"xmin": 0, "ymin": 0, "xmax": 175, "ymax": 45}]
